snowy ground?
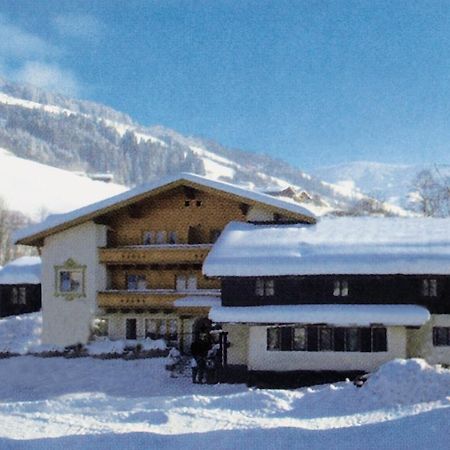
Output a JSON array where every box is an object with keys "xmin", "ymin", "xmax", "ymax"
[{"xmin": 0, "ymin": 314, "xmax": 449, "ymax": 449}]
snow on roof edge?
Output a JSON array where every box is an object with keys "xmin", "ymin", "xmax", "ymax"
[
  {"xmin": 209, "ymin": 304, "xmax": 430, "ymax": 326},
  {"xmin": 0, "ymin": 256, "xmax": 41, "ymax": 285},
  {"xmin": 14, "ymin": 173, "xmax": 316, "ymax": 244}
]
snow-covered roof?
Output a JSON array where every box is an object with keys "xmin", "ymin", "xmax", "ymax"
[
  {"xmin": 203, "ymin": 217, "xmax": 450, "ymax": 276},
  {"xmin": 15, "ymin": 173, "xmax": 316, "ymax": 246},
  {"xmin": 0, "ymin": 256, "xmax": 41, "ymax": 285},
  {"xmin": 174, "ymin": 296, "xmax": 221, "ymax": 308},
  {"xmin": 209, "ymin": 304, "xmax": 430, "ymax": 326}
]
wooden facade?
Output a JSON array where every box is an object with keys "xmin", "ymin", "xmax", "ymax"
[
  {"xmin": 221, "ymin": 275, "xmax": 450, "ymax": 313},
  {"xmin": 0, "ymin": 284, "xmax": 41, "ymax": 317}
]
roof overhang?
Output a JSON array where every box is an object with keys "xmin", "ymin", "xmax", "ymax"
[{"xmin": 14, "ymin": 173, "xmax": 316, "ymax": 247}]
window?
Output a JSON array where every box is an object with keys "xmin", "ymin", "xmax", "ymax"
[
  {"xmin": 18, "ymin": 287, "xmax": 26, "ymax": 305},
  {"xmin": 433, "ymin": 327, "xmax": 450, "ymax": 346},
  {"xmin": 156, "ymin": 231, "xmax": 167, "ymax": 244},
  {"xmin": 127, "ymin": 274, "xmax": 147, "ymax": 290},
  {"xmin": 54, "ymin": 259, "xmax": 86, "ymax": 300},
  {"xmin": 255, "ymin": 278, "xmax": 275, "ymax": 296},
  {"xmin": 59, "ymin": 271, "xmax": 83, "ymax": 293},
  {"xmin": 145, "ymin": 318, "xmax": 178, "ymax": 342},
  {"xmin": 11, "ymin": 287, "xmax": 18, "ymax": 305},
  {"xmin": 176, "ymin": 274, "xmax": 197, "ymax": 291},
  {"xmin": 168, "ymin": 231, "xmax": 178, "ymax": 244},
  {"xmin": 333, "ymin": 280, "xmax": 349, "ymax": 296},
  {"xmin": 267, "ymin": 326, "xmax": 387, "ymax": 352},
  {"xmin": 422, "ymin": 279, "xmax": 438, "ymax": 297},
  {"xmin": 184, "ymin": 200, "xmax": 190, "ymax": 207},
  {"xmin": 196, "ymin": 200, "xmax": 202, "ymax": 207},
  {"xmin": 143, "ymin": 231, "xmax": 154, "ymax": 245},
  {"xmin": 210, "ymin": 229, "xmax": 221, "ymax": 243}
]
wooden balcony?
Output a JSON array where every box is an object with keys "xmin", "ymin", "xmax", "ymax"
[
  {"xmin": 98, "ymin": 244, "xmax": 213, "ymax": 265},
  {"xmin": 97, "ymin": 289, "xmax": 220, "ymax": 310}
]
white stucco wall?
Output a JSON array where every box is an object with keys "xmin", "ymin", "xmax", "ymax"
[
  {"xmin": 223, "ymin": 324, "xmax": 249, "ymax": 365},
  {"xmin": 408, "ymin": 315, "xmax": 450, "ymax": 365},
  {"xmin": 247, "ymin": 326, "xmax": 407, "ymax": 372},
  {"xmin": 41, "ymin": 221, "xmax": 107, "ymax": 346}
]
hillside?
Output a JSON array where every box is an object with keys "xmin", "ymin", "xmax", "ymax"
[
  {"xmin": 0, "ymin": 148, "xmax": 126, "ymax": 221},
  {"xmin": 314, "ymin": 161, "xmax": 450, "ymax": 211},
  {"xmin": 0, "ymin": 77, "xmax": 407, "ymax": 218}
]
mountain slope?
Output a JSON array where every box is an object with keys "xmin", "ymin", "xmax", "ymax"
[
  {"xmin": 0, "ymin": 148, "xmax": 126, "ymax": 221},
  {"xmin": 0, "ymin": 77, "xmax": 408, "ymax": 217}
]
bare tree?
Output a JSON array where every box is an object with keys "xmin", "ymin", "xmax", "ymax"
[
  {"xmin": 411, "ymin": 169, "xmax": 450, "ymax": 217},
  {"xmin": 0, "ymin": 196, "xmax": 37, "ymax": 266}
]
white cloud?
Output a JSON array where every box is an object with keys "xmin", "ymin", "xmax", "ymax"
[
  {"xmin": 0, "ymin": 15, "xmax": 85, "ymax": 97},
  {"xmin": 53, "ymin": 13, "xmax": 104, "ymax": 39},
  {"xmin": 0, "ymin": 14, "xmax": 57, "ymax": 59},
  {"xmin": 15, "ymin": 61, "xmax": 81, "ymax": 97}
]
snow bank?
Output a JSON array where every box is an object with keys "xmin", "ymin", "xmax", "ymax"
[
  {"xmin": 209, "ymin": 304, "xmax": 430, "ymax": 326},
  {"xmin": 0, "ymin": 256, "xmax": 41, "ymax": 285},
  {"xmin": 86, "ymin": 337, "xmax": 166, "ymax": 355},
  {"xmin": 362, "ymin": 358, "xmax": 450, "ymax": 405},
  {"xmin": 0, "ymin": 313, "xmax": 167, "ymax": 356},
  {"xmin": 204, "ymin": 218, "xmax": 450, "ymax": 276},
  {"xmin": 0, "ymin": 312, "xmax": 44, "ymax": 354}
]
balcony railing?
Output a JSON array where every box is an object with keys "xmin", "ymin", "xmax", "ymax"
[
  {"xmin": 98, "ymin": 289, "xmax": 220, "ymax": 310},
  {"xmin": 98, "ymin": 244, "xmax": 213, "ymax": 265}
]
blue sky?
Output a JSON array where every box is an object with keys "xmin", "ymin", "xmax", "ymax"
[{"xmin": 1, "ymin": 1, "xmax": 450, "ymax": 170}]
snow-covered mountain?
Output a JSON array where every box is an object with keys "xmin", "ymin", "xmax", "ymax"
[
  {"xmin": 314, "ymin": 161, "xmax": 450, "ymax": 210},
  {"xmin": 0, "ymin": 77, "xmax": 408, "ymax": 218}
]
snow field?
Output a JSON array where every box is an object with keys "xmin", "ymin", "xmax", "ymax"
[
  {"xmin": 0, "ymin": 357, "xmax": 448, "ymax": 448},
  {"xmin": 0, "ymin": 315, "xmax": 449, "ymax": 448}
]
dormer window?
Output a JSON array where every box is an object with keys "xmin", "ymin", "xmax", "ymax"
[
  {"xmin": 255, "ymin": 278, "xmax": 275, "ymax": 296},
  {"xmin": 333, "ymin": 280, "xmax": 348, "ymax": 297},
  {"xmin": 422, "ymin": 279, "xmax": 437, "ymax": 297}
]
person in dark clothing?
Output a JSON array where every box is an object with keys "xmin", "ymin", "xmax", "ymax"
[{"xmin": 190, "ymin": 334, "xmax": 210, "ymax": 383}]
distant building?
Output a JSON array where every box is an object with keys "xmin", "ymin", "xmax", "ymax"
[{"xmin": 0, "ymin": 256, "xmax": 41, "ymax": 317}]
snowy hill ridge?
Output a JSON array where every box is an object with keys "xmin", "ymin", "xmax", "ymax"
[
  {"xmin": 314, "ymin": 160, "xmax": 450, "ymax": 211},
  {"xmin": 0, "ymin": 78, "xmax": 409, "ymax": 217}
]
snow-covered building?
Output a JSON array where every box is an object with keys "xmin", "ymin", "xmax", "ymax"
[
  {"xmin": 0, "ymin": 256, "xmax": 41, "ymax": 317},
  {"xmin": 203, "ymin": 218, "xmax": 450, "ymax": 377},
  {"xmin": 14, "ymin": 173, "xmax": 315, "ymax": 348}
]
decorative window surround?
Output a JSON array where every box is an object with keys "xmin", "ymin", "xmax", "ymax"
[{"xmin": 54, "ymin": 258, "xmax": 87, "ymax": 301}]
